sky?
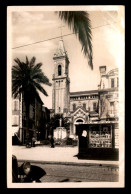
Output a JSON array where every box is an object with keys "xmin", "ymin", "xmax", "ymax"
[{"xmin": 9, "ymin": 6, "xmax": 124, "ymax": 109}]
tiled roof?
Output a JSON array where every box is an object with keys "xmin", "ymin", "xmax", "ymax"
[{"xmin": 70, "ymin": 90, "xmax": 98, "ymax": 96}]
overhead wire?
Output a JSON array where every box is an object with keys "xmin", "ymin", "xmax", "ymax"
[{"xmin": 12, "ymin": 21, "xmax": 119, "ymax": 50}]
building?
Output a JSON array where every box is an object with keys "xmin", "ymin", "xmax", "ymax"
[
  {"xmin": 52, "ymin": 39, "xmax": 70, "ymax": 115},
  {"xmin": 69, "ymin": 90, "xmax": 99, "ymax": 136},
  {"xmin": 98, "ymin": 66, "xmax": 119, "ymax": 121},
  {"xmin": 12, "ymin": 94, "xmax": 22, "ymax": 139},
  {"xmin": 75, "ymin": 66, "xmax": 119, "ymax": 160},
  {"xmin": 52, "ymin": 39, "xmax": 99, "ymax": 138},
  {"xmin": 97, "ymin": 66, "xmax": 119, "ymax": 150},
  {"xmin": 40, "ymin": 106, "xmax": 50, "ymax": 140},
  {"xmin": 12, "ymin": 93, "xmax": 47, "ymax": 145},
  {"xmin": 52, "ymin": 39, "xmax": 119, "ymax": 160}
]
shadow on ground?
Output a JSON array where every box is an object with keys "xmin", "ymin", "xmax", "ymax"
[{"xmin": 59, "ymin": 178, "xmax": 82, "ymax": 182}]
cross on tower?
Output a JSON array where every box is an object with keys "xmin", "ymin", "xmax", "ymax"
[{"xmin": 58, "ymin": 25, "xmax": 65, "ymax": 40}]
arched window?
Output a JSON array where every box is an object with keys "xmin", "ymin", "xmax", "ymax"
[
  {"xmin": 76, "ymin": 119, "xmax": 84, "ymax": 125},
  {"xmin": 93, "ymin": 102, "xmax": 97, "ymax": 111},
  {"xmin": 13, "ymin": 100, "xmax": 19, "ymax": 111},
  {"xmin": 83, "ymin": 103, "xmax": 86, "ymax": 110},
  {"xmin": 76, "ymin": 119, "xmax": 83, "ymax": 123},
  {"xmin": 117, "ymin": 77, "xmax": 119, "ymax": 87},
  {"xmin": 59, "ymin": 107, "xmax": 61, "ymax": 112},
  {"xmin": 111, "ymin": 78, "xmax": 115, "ymax": 88},
  {"xmin": 73, "ymin": 104, "xmax": 76, "ymax": 111},
  {"xmin": 58, "ymin": 65, "xmax": 62, "ymax": 76}
]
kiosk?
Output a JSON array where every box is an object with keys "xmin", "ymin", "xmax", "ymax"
[{"xmin": 76, "ymin": 122, "xmax": 119, "ymax": 161}]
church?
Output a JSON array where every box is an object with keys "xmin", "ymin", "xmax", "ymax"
[
  {"xmin": 51, "ymin": 39, "xmax": 119, "ymax": 159},
  {"xmin": 51, "ymin": 39, "xmax": 106, "ymax": 138}
]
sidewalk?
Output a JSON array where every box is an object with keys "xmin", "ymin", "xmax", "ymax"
[{"xmin": 12, "ymin": 145, "xmax": 119, "ymax": 167}]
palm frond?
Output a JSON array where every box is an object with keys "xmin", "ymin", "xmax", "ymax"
[
  {"xmin": 25, "ymin": 56, "xmax": 29, "ymax": 68},
  {"xmin": 32, "ymin": 72, "xmax": 52, "ymax": 86},
  {"xmin": 12, "ymin": 57, "xmax": 51, "ymax": 104},
  {"xmin": 32, "ymin": 63, "xmax": 43, "ymax": 72},
  {"xmin": 29, "ymin": 56, "xmax": 36, "ymax": 68},
  {"xmin": 12, "ymin": 83, "xmax": 23, "ymax": 98},
  {"xmin": 12, "ymin": 65, "xmax": 21, "ymax": 72},
  {"xmin": 14, "ymin": 58, "xmax": 21, "ymax": 65},
  {"xmin": 57, "ymin": 11, "xmax": 93, "ymax": 69},
  {"xmin": 32, "ymin": 81, "xmax": 48, "ymax": 96}
]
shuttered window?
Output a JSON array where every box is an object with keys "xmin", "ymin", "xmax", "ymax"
[
  {"xmin": 14, "ymin": 100, "xmax": 19, "ymax": 111},
  {"xmin": 111, "ymin": 78, "xmax": 115, "ymax": 88}
]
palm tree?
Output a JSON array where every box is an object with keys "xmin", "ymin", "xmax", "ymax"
[
  {"xmin": 12, "ymin": 56, "xmax": 52, "ymax": 143},
  {"xmin": 57, "ymin": 11, "xmax": 93, "ymax": 69}
]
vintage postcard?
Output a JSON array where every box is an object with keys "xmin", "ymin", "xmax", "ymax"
[{"xmin": 7, "ymin": 6, "xmax": 125, "ymax": 188}]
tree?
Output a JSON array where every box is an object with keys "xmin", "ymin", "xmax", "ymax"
[
  {"xmin": 12, "ymin": 56, "xmax": 52, "ymax": 142},
  {"xmin": 49, "ymin": 114, "xmax": 70, "ymax": 135},
  {"xmin": 57, "ymin": 11, "xmax": 93, "ymax": 69}
]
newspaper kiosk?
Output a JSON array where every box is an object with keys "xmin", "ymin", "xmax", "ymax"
[{"xmin": 76, "ymin": 122, "xmax": 119, "ymax": 161}]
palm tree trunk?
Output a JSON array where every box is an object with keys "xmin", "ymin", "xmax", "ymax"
[
  {"xmin": 25, "ymin": 102, "xmax": 30, "ymax": 140},
  {"xmin": 24, "ymin": 94, "xmax": 30, "ymax": 145}
]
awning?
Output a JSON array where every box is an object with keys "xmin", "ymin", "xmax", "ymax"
[{"xmin": 88, "ymin": 120, "xmax": 118, "ymax": 124}]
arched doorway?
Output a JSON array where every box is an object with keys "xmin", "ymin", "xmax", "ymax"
[
  {"xmin": 73, "ymin": 118, "xmax": 85, "ymax": 135},
  {"xmin": 76, "ymin": 119, "xmax": 84, "ymax": 124}
]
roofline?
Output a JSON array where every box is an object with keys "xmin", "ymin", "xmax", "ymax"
[
  {"xmin": 70, "ymin": 90, "xmax": 98, "ymax": 96},
  {"xmin": 98, "ymin": 87, "xmax": 118, "ymax": 92},
  {"xmin": 107, "ymin": 68, "xmax": 119, "ymax": 76}
]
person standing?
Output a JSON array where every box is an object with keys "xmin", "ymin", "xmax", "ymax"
[{"xmin": 50, "ymin": 136, "xmax": 55, "ymax": 148}]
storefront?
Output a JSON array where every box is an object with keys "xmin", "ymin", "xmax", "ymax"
[{"xmin": 76, "ymin": 121, "xmax": 119, "ymax": 160}]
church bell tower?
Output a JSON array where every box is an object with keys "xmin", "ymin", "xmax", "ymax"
[{"xmin": 52, "ymin": 39, "xmax": 70, "ymax": 114}]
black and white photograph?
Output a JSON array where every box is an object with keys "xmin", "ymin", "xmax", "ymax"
[{"xmin": 7, "ymin": 5, "xmax": 125, "ymax": 188}]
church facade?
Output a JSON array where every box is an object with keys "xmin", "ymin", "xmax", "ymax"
[
  {"xmin": 51, "ymin": 39, "xmax": 119, "ymax": 160},
  {"xmin": 51, "ymin": 39, "xmax": 119, "ymax": 149},
  {"xmin": 51, "ymin": 39, "xmax": 100, "ymax": 138}
]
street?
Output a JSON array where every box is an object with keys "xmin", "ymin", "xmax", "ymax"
[{"xmin": 18, "ymin": 162, "xmax": 119, "ymax": 182}]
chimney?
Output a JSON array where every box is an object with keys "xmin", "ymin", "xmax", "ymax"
[{"xmin": 99, "ymin": 66, "xmax": 106, "ymax": 76}]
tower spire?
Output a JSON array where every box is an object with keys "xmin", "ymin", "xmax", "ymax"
[
  {"xmin": 52, "ymin": 34, "xmax": 70, "ymax": 114},
  {"xmin": 54, "ymin": 38, "xmax": 66, "ymax": 57}
]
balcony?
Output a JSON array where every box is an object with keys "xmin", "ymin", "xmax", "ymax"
[{"xmin": 107, "ymin": 110, "xmax": 119, "ymax": 118}]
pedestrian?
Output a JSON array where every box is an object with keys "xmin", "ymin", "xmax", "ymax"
[
  {"xmin": 79, "ymin": 130, "xmax": 88, "ymax": 153},
  {"xmin": 32, "ymin": 137, "xmax": 36, "ymax": 147},
  {"xmin": 50, "ymin": 136, "xmax": 55, "ymax": 148}
]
